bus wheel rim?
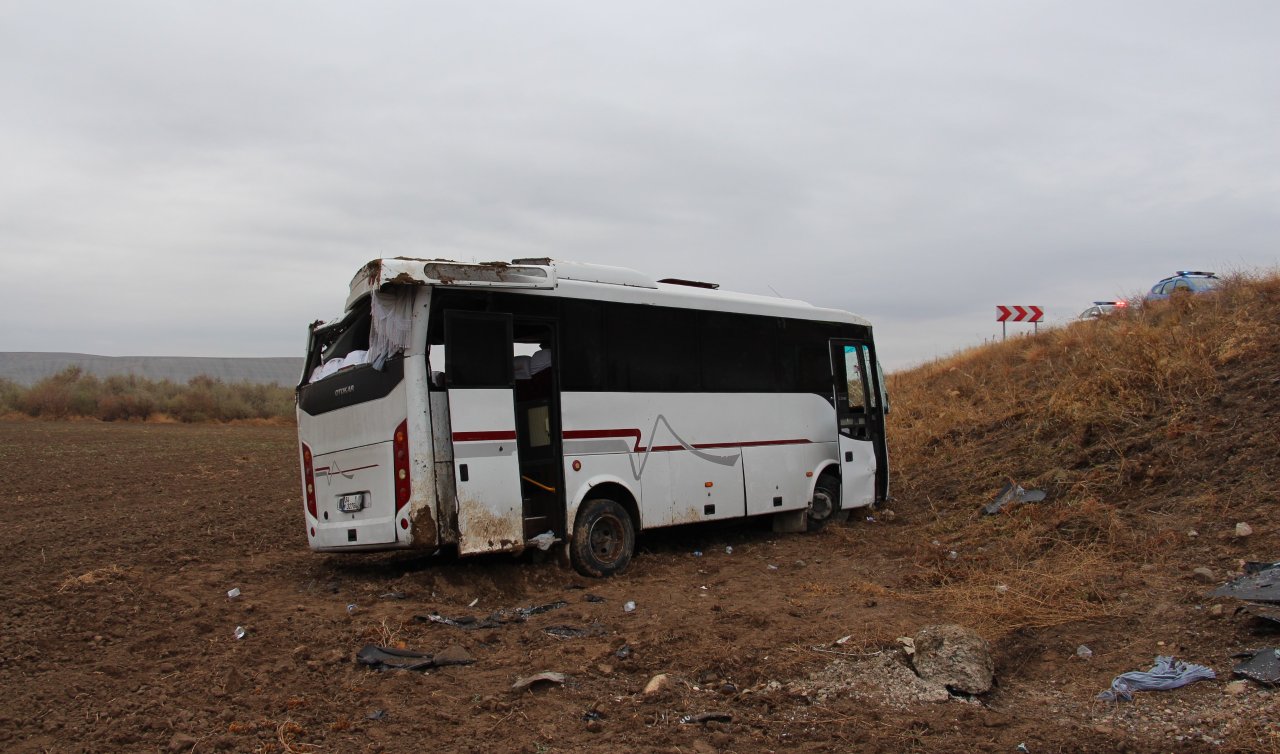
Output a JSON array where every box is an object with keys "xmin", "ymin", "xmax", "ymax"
[{"xmin": 589, "ymin": 515, "xmax": 624, "ymax": 561}]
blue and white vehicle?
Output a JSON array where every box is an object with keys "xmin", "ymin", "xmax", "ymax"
[{"xmin": 1147, "ymin": 271, "xmax": 1220, "ymax": 300}]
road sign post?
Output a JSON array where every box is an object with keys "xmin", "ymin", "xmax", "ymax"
[{"xmin": 996, "ymin": 305, "xmax": 1044, "ymax": 340}]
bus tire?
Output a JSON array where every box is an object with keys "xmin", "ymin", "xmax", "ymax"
[
  {"xmin": 570, "ymin": 498, "xmax": 635, "ymax": 578},
  {"xmin": 808, "ymin": 474, "xmax": 840, "ymax": 532}
]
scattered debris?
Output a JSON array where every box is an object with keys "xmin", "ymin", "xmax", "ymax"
[
  {"xmin": 615, "ymin": 644, "xmax": 633, "ymax": 660},
  {"xmin": 909, "ymin": 625, "xmax": 994, "ymax": 694},
  {"xmin": 623, "ymin": 600, "xmax": 636, "ymax": 613},
  {"xmin": 582, "ymin": 710, "xmax": 604, "ymax": 722},
  {"xmin": 1234, "ymin": 522, "xmax": 1254, "ymax": 538},
  {"xmin": 679, "ymin": 712, "xmax": 732, "ymax": 724},
  {"xmin": 543, "ymin": 625, "xmax": 596, "ymax": 639},
  {"xmin": 644, "ymin": 673, "xmax": 673, "ymax": 695},
  {"xmin": 725, "ymin": 546, "xmax": 733, "ymax": 554},
  {"xmin": 767, "ymin": 564, "xmax": 779, "ymax": 571},
  {"xmin": 982, "ymin": 481, "xmax": 1047, "ymax": 515},
  {"xmin": 415, "ymin": 600, "xmax": 569, "ymax": 630},
  {"xmin": 519, "ymin": 601, "xmax": 568, "ymax": 617},
  {"xmin": 835, "ymin": 634, "xmax": 853, "ymax": 646},
  {"xmin": 467, "ymin": 598, "xmax": 479, "ymax": 608},
  {"xmin": 1076, "ymin": 645, "xmax": 1093, "ymax": 660},
  {"xmin": 379, "ymin": 591, "xmax": 407, "ymax": 600},
  {"xmin": 1211, "ymin": 562, "xmax": 1280, "ymax": 603},
  {"xmin": 1241, "ymin": 603, "xmax": 1280, "ymax": 626},
  {"xmin": 365, "ymin": 709, "xmax": 387, "ymax": 721},
  {"xmin": 583, "ymin": 594, "xmax": 606, "ymax": 603},
  {"xmin": 1231, "ymin": 647, "xmax": 1279, "ymax": 685},
  {"xmin": 1096, "ymin": 656, "xmax": 1216, "ymax": 701},
  {"xmin": 226, "ymin": 587, "xmax": 241, "ymax": 600},
  {"xmin": 346, "ymin": 603, "xmax": 358, "ymax": 614},
  {"xmin": 693, "ymin": 550, "xmax": 702, "ymax": 557},
  {"xmin": 528, "ymin": 530, "xmax": 557, "ymax": 550},
  {"xmin": 1192, "ymin": 567, "xmax": 1216, "ymax": 584},
  {"xmin": 233, "ymin": 626, "xmax": 247, "ymax": 640},
  {"xmin": 355, "ymin": 644, "xmax": 474, "ymax": 671},
  {"xmin": 512, "ymin": 671, "xmax": 568, "ymax": 692}
]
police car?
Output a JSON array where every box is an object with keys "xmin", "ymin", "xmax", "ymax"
[{"xmin": 1147, "ymin": 271, "xmax": 1220, "ymax": 300}]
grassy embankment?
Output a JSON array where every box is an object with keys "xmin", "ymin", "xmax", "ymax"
[{"xmin": 868, "ymin": 271, "xmax": 1279, "ymax": 638}]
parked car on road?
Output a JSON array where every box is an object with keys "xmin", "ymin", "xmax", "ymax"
[
  {"xmin": 1078, "ymin": 300, "xmax": 1129, "ymax": 319},
  {"xmin": 1147, "ymin": 271, "xmax": 1220, "ymax": 300}
]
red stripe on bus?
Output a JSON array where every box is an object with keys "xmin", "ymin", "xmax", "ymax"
[
  {"xmin": 563, "ymin": 429, "xmax": 811, "ymax": 453},
  {"xmin": 453, "ymin": 430, "xmax": 519, "ymax": 442},
  {"xmin": 645, "ymin": 437, "xmax": 814, "ymax": 450}
]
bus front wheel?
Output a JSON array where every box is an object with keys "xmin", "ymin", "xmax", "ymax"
[{"xmin": 570, "ymin": 498, "xmax": 635, "ymax": 578}]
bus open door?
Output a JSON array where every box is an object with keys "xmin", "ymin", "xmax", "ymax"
[{"xmin": 830, "ymin": 339, "xmax": 888, "ymax": 508}]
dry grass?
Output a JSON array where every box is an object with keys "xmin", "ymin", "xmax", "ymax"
[
  {"xmin": 885, "ymin": 272, "xmax": 1280, "ymax": 640},
  {"xmin": 57, "ymin": 564, "xmax": 128, "ymax": 592},
  {"xmin": 1, "ymin": 368, "xmax": 295, "ymax": 423}
]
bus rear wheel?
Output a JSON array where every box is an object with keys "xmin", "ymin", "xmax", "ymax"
[
  {"xmin": 570, "ymin": 498, "xmax": 635, "ymax": 577},
  {"xmin": 808, "ymin": 474, "xmax": 840, "ymax": 531}
]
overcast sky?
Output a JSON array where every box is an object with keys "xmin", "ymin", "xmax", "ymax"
[{"xmin": 2, "ymin": 1, "xmax": 1277, "ymax": 370}]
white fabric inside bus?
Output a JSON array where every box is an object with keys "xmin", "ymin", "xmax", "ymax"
[
  {"xmin": 370, "ymin": 289, "xmax": 414, "ymax": 369},
  {"xmin": 309, "ymin": 349, "xmax": 370, "ymax": 383}
]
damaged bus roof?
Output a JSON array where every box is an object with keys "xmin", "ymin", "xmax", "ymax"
[{"xmin": 345, "ymin": 257, "xmax": 870, "ymax": 327}]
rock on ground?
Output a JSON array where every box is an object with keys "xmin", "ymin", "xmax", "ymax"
[{"xmin": 909, "ymin": 624, "xmax": 994, "ymax": 695}]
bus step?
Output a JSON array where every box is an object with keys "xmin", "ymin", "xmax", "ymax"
[{"xmin": 523, "ymin": 515, "xmax": 551, "ymax": 538}]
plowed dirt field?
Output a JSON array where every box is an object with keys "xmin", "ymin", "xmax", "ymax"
[{"xmin": 2, "ymin": 420, "xmax": 1274, "ymax": 753}]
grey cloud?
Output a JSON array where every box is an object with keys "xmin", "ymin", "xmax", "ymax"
[{"xmin": 1, "ymin": 1, "xmax": 1277, "ymax": 366}]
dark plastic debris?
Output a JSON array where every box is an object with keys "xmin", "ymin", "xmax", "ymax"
[
  {"xmin": 355, "ymin": 644, "xmax": 475, "ymax": 672},
  {"xmin": 1210, "ymin": 563, "xmax": 1280, "ymax": 603},
  {"xmin": 584, "ymin": 593, "xmax": 606, "ymax": 603},
  {"xmin": 982, "ymin": 482, "xmax": 1047, "ymax": 516},
  {"xmin": 416, "ymin": 600, "xmax": 569, "ymax": 630},
  {"xmin": 1232, "ymin": 648, "xmax": 1280, "ymax": 685},
  {"xmin": 679, "ymin": 712, "xmax": 733, "ymax": 725},
  {"xmin": 614, "ymin": 644, "xmax": 633, "ymax": 660},
  {"xmin": 544, "ymin": 625, "xmax": 589, "ymax": 639},
  {"xmin": 366, "ymin": 709, "xmax": 387, "ymax": 721},
  {"xmin": 1241, "ymin": 603, "xmax": 1280, "ymax": 627}
]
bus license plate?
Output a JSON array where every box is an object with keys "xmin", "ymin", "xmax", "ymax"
[{"xmin": 337, "ymin": 493, "xmax": 366, "ymax": 513}]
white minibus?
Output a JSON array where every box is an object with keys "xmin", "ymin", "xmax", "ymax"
[{"xmin": 297, "ymin": 258, "xmax": 887, "ymax": 576}]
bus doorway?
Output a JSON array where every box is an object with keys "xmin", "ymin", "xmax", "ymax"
[
  {"xmin": 442, "ymin": 311, "xmax": 564, "ymax": 554},
  {"xmin": 511, "ymin": 320, "xmax": 564, "ymax": 543},
  {"xmin": 829, "ymin": 339, "xmax": 888, "ymax": 509}
]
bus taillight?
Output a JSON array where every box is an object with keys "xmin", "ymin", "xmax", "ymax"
[
  {"xmin": 301, "ymin": 443, "xmax": 317, "ymax": 519},
  {"xmin": 393, "ymin": 420, "xmax": 410, "ymax": 513}
]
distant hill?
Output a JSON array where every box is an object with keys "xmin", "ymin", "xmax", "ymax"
[{"xmin": 0, "ymin": 353, "xmax": 304, "ymax": 387}]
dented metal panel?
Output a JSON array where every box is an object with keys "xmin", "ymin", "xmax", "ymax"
[{"xmin": 347, "ymin": 258, "xmax": 554, "ymax": 310}]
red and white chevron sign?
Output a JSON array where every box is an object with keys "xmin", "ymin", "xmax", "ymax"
[{"xmin": 996, "ymin": 305, "xmax": 1043, "ymax": 322}]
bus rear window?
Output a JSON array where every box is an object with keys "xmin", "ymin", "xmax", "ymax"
[{"xmin": 306, "ymin": 300, "xmax": 372, "ymax": 384}]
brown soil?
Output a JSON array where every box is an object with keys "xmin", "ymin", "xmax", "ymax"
[{"xmin": 3, "ymin": 277, "xmax": 1278, "ymax": 753}]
